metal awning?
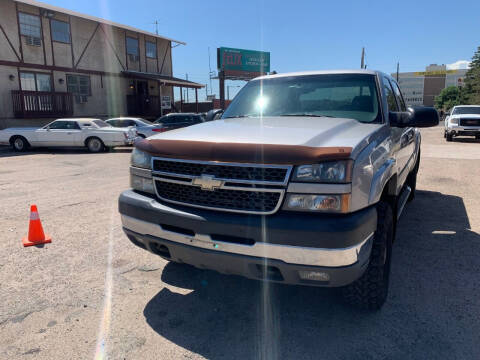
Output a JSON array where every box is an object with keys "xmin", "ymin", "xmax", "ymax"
[{"xmin": 122, "ymin": 71, "xmax": 204, "ymax": 89}]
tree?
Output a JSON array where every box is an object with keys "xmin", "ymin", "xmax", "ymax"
[
  {"xmin": 434, "ymin": 86, "xmax": 465, "ymax": 111},
  {"xmin": 463, "ymin": 46, "xmax": 480, "ymax": 104}
]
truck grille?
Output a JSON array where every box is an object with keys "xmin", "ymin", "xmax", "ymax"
[
  {"xmin": 460, "ymin": 118, "xmax": 480, "ymax": 127},
  {"xmin": 153, "ymin": 159, "xmax": 288, "ymax": 183},
  {"xmin": 155, "ymin": 181, "xmax": 282, "ymax": 213},
  {"xmin": 152, "ymin": 158, "xmax": 291, "ymax": 214}
]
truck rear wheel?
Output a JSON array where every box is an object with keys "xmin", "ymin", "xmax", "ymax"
[{"xmin": 342, "ymin": 201, "xmax": 393, "ymax": 310}]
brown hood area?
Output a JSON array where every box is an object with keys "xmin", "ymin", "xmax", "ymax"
[{"xmin": 136, "ymin": 139, "xmax": 352, "ymax": 165}]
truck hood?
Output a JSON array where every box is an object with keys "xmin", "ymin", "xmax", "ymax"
[
  {"xmin": 149, "ymin": 116, "xmax": 382, "ymax": 148},
  {"xmin": 138, "ymin": 116, "xmax": 385, "ymax": 164}
]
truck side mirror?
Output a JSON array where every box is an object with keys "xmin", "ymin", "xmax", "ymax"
[{"xmin": 390, "ymin": 106, "xmax": 439, "ymax": 128}]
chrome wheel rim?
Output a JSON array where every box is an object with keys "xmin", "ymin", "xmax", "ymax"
[
  {"xmin": 14, "ymin": 138, "xmax": 24, "ymax": 150},
  {"xmin": 89, "ymin": 139, "xmax": 101, "ymax": 152}
]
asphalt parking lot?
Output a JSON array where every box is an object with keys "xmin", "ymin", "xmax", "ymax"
[{"xmin": 1, "ymin": 125, "xmax": 480, "ymax": 360}]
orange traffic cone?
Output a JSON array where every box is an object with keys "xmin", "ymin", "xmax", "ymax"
[{"xmin": 22, "ymin": 205, "xmax": 52, "ymax": 247}]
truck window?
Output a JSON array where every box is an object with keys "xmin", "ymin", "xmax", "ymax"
[
  {"xmin": 222, "ymin": 74, "xmax": 382, "ymax": 123},
  {"xmin": 389, "ymin": 79, "xmax": 407, "ymax": 112},
  {"xmin": 383, "ymin": 78, "xmax": 399, "ymax": 112}
]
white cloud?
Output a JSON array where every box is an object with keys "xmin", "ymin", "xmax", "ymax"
[{"xmin": 446, "ymin": 60, "xmax": 471, "ymax": 70}]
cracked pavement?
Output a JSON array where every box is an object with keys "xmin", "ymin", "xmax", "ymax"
[{"xmin": 1, "ymin": 126, "xmax": 479, "ymax": 359}]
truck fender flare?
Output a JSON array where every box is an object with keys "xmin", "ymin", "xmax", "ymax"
[{"xmin": 368, "ymin": 158, "xmax": 396, "ymax": 204}]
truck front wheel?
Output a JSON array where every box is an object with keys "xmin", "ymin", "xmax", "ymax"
[{"xmin": 342, "ymin": 201, "xmax": 394, "ymax": 310}]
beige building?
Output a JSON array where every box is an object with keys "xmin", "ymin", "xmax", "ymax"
[
  {"xmin": 0, "ymin": 0, "xmax": 203, "ymax": 128},
  {"xmin": 393, "ymin": 64, "xmax": 467, "ymax": 107}
]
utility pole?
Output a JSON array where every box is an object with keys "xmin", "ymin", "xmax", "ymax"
[
  {"xmin": 396, "ymin": 62, "xmax": 400, "ymax": 82},
  {"xmin": 361, "ymin": 47, "xmax": 365, "ymax": 69},
  {"xmin": 205, "ymin": 84, "xmax": 208, "ymax": 99},
  {"xmin": 208, "ymin": 47, "xmax": 213, "ymax": 95}
]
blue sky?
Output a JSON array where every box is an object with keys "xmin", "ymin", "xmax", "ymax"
[{"xmin": 44, "ymin": 0, "xmax": 479, "ymax": 100}]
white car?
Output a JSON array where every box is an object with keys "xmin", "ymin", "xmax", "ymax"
[
  {"xmin": 445, "ymin": 105, "xmax": 480, "ymax": 141},
  {"xmin": 106, "ymin": 117, "xmax": 164, "ymax": 138},
  {"xmin": 0, "ymin": 118, "xmax": 137, "ymax": 152}
]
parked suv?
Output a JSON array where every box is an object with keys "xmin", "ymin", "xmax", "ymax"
[
  {"xmin": 119, "ymin": 70, "xmax": 438, "ymax": 310},
  {"xmin": 444, "ymin": 105, "xmax": 480, "ymax": 141},
  {"xmin": 153, "ymin": 113, "xmax": 204, "ymax": 131}
]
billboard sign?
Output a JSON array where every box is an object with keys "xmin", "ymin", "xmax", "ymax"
[{"xmin": 217, "ymin": 47, "xmax": 270, "ymax": 74}]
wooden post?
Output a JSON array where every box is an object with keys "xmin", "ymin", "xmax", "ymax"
[
  {"xmin": 219, "ymin": 70, "xmax": 225, "ymax": 110},
  {"xmin": 195, "ymin": 88, "xmax": 198, "ymax": 113}
]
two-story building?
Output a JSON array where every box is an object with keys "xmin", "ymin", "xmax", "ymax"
[{"xmin": 0, "ymin": 0, "xmax": 203, "ymax": 128}]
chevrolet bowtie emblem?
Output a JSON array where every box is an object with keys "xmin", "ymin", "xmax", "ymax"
[{"xmin": 192, "ymin": 174, "xmax": 223, "ymax": 191}]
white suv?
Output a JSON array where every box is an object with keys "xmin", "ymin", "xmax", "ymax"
[{"xmin": 445, "ymin": 105, "xmax": 480, "ymax": 141}]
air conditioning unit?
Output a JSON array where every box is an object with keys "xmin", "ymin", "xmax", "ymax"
[
  {"xmin": 128, "ymin": 54, "xmax": 139, "ymax": 62},
  {"xmin": 75, "ymin": 95, "xmax": 88, "ymax": 104},
  {"xmin": 25, "ymin": 36, "xmax": 41, "ymax": 47}
]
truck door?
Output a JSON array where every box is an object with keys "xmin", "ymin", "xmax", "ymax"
[
  {"xmin": 383, "ymin": 77, "xmax": 410, "ymax": 189},
  {"xmin": 390, "ymin": 79, "xmax": 415, "ymax": 185}
]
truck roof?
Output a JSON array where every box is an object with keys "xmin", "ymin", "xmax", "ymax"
[{"xmin": 254, "ymin": 69, "xmax": 381, "ymax": 81}]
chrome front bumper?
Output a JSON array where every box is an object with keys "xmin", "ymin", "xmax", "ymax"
[{"xmin": 121, "ymin": 214, "xmax": 373, "ymax": 268}]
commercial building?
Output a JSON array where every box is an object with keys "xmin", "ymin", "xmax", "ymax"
[
  {"xmin": 393, "ymin": 64, "xmax": 467, "ymax": 107},
  {"xmin": 0, "ymin": 0, "xmax": 203, "ymax": 128}
]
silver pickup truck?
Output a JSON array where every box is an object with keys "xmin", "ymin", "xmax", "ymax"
[{"xmin": 119, "ymin": 70, "xmax": 438, "ymax": 310}]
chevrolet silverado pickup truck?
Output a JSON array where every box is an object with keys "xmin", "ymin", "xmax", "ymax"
[{"xmin": 119, "ymin": 70, "xmax": 439, "ymax": 309}]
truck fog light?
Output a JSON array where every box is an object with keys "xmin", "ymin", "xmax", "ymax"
[
  {"xmin": 298, "ymin": 271, "xmax": 330, "ymax": 282},
  {"xmin": 131, "ymin": 174, "xmax": 155, "ymax": 194},
  {"xmin": 284, "ymin": 194, "xmax": 349, "ymax": 212}
]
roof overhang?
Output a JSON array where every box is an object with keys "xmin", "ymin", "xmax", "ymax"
[
  {"xmin": 122, "ymin": 71, "xmax": 204, "ymax": 89},
  {"xmin": 15, "ymin": 0, "xmax": 186, "ymax": 45}
]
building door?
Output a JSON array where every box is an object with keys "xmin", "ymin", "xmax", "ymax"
[{"xmin": 136, "ymin": 81, "xmax": 149, "ymax": 115}]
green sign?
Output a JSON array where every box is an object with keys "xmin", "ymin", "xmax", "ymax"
[{"xmin": 217, "ymin": 47, "xmax": 270, "ymax": 73}]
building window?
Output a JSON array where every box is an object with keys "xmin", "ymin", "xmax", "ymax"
[
  {"xmin": 20, "ymin": 72, "xmax": 52, "ymax": 92},
  {"xmin": 19, "ymin": 12, "xmax": 41, "ymax": 43},
  {"xmin": 126, "ymin": 36, "xmax": 139, "ymax": 62},
  {"xmin": 67, "ymin": 74, "xmax": 91, "ymax": 103},
  {"xmin": 146, "ymin": 41, "xmax": 156, "ymax": 58},
  {"xmin": 51, "ymin": 19, "xmax": 71, "ymax": 43}
]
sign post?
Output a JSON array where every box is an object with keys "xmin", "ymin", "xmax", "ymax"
[{"xmin": 217, "ymin": 47, "xmax": 270, "ymax": 109}]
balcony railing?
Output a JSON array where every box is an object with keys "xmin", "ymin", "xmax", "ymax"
[{"xmin": 12, "ymin": 90, "xmax": 74, "ymax": 118}]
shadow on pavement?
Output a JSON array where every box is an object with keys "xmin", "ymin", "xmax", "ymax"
[
  {"xmin": 143, "ymin": 190, "xmax": 480, "ymax": 360},
  {"xmin": 0, "ymin": 146, "xmax": 132, "ymax": 158}
]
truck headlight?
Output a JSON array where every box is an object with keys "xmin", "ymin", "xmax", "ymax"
[
  {"xmin": 292, "ymin": 161, "xmax": 350, "ymax": 183},
  {"xmin": 450, "ymin": 118, "xmax": 459, "ymax": 125},
  {"xmin": 131, "ymin": 148, "xmax": 152, "ymax": 169},
  {"xmin": 284, "ymin": 194, "xmax": 349, "ymax": 213},
  {"xmin": 130, "ymin": 166, "xmax": 155, "ymax": 194}
]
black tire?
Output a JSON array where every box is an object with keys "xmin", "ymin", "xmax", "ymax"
[
  {"xmin": 406, "ymin": 151, "xmax": 420, "ymax": 202},
  {"xmin": 446, "ymin": 133, "xmax": 453, "ymax": 142},
  {"xmin": 475, "ymin": 135, "xmax": 480, "ymax": 140},
  {"xmin": 342, "ymin": 201, "xmax": 394, "ymax": 310},
  {"xmin": 11, "ymin": 136, "xmax": 29, "ymax": 152},
  {"xmin": 86, "ymin": 137, "xmax": 105, "ymax": 153}
]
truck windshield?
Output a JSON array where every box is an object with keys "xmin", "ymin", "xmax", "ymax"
[
  {"xmin": 223, "ymin": 73, "xmax": 382, "ymax": 123},
  {"xmin": 452, "ymin": 106, "xmax": 480, "ymax": 115}
]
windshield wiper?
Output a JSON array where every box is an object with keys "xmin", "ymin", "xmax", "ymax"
[
  {"xmin": 279, "ymin": 113, "xmax": 338, "ymax": 118},
  {"xmin": 223, "ymin": 115, "xmax": 254, "ymax": 119}
]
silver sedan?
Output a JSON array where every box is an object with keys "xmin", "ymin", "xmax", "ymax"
[{"xmin": 105, "ymin": 117, "xmax": 165, "ymax": 138}]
